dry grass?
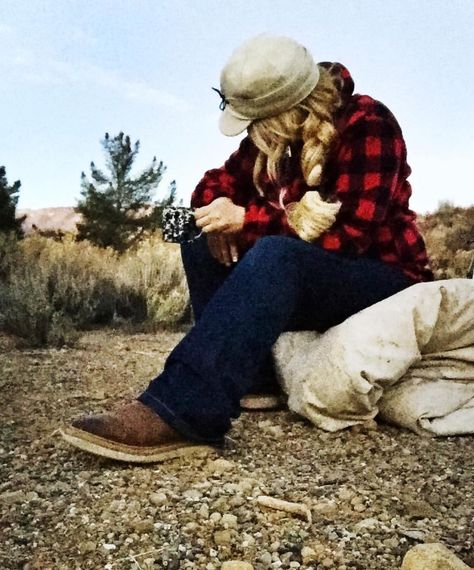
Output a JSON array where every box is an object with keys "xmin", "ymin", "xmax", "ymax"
[
  {"xmin": 0, "ymin": 234, "xmax": 189, "ymax": 347},
  {"xmin": 418, "ymin": 202, "xmax": 474, "ymax": 279}
]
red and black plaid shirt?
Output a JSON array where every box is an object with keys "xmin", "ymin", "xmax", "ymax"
[{"xmin": 192, "ymin": 63, "xmax": 433, "ymax": 283}]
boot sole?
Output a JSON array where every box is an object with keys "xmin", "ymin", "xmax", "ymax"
[
  {"xmin": 60, "ymin": 426, "xmax": 215, "ymax": 464},
  {"xmin": 240, "ymin": 394, "xmax": 284, "ymax": 411}
]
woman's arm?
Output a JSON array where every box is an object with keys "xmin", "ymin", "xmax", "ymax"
[
  {"xmin": 191, "ymin": 137, "xmax": 299, "ymax": 250},
  {"xmin": 316, "ymin": 103, "xmax": 406, "ymax": 256},
  {"xmin": 191, "ymin": 137, "xmax": 257, "ymax": 209}
]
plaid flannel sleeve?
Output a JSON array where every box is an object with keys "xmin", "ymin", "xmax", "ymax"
[
  {"xmin": 317, "ymin": 108, "xmax": 404, "ymax": 255},
  {"xmin": 191, "ymin": 137, "xmax": 297, "ymax": 248},
  {"xmin": 191, "ymin": 138, "xmax": 256, "ymax": 208}
]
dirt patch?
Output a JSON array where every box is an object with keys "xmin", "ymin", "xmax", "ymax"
[{"xmin": 1, "ymin": 331, "xmax": 472, "ymax": 569}]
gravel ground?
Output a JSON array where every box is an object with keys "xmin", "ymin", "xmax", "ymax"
[{"xmin": 1, "ymin": 330, "xmax": 473, "ymax": 570}]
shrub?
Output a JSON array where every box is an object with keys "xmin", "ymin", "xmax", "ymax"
[
  {"xmin": 418, "ymin": 203, "xmax": 474, "ymax": 279},
  {"xmin": 0, "ymin": 233, "xmax": 189, "ymax": 346},
  {"xmin": 118, "ymin": 235, "xmax": 189, "ymax": 326},
  {"xmin": 0, "ymin": 236, "xmax": 119, "ymax": 346}
]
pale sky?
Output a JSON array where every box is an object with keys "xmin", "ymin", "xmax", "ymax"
[{"xmin": 2, "ymin": 0, "xmax": 473, "ymax": 214}]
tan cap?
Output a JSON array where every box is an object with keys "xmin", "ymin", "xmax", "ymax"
[{"xmin": 217, "ymin": 34, "xmax": 320, "ymax": 136}]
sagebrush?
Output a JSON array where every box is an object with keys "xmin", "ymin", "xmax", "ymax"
[
  {"xmin": 418, "ymin": 202, "xmax": 474, "ymax": 279},
  {"xmin": 0, "ymin": 234, "xmax": 189, "ymax": 346}
]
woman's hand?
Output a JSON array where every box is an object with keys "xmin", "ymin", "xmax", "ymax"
[
  {"xmin": 195, "ymin": 197, "xmax": 245, "ymax": 234},
  {"xmin": 207, "ymin": 233, "xmax": 240, "ymax": 267}
]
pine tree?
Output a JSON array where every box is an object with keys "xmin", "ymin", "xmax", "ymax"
[
  {"xmin": 0, "ymin": 166, "xmax": 24, "ymax": 237},
  {"xmin": 76, "ymin": 132, "xmax": 176, "ymax": 252}
]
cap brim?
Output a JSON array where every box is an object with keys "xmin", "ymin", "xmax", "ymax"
[{"xmin": 219, "ymin": 108, "xmax": 252, "ymax": 137}]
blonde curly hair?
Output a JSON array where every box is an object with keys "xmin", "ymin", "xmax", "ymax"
[{"xmin": 248, "ymin": 65, "xmax": 344, "ymax": 241}]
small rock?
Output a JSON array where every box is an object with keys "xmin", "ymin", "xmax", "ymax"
[
  {"xmin": 270, "ymin": 541, "xmax": 280, "ymax": 552},
  {"xmin": 79, "ymin": 541, "xmax": 95, "ymax": 554},
  {"xmin": 184, "ymin": 522, "xmax": 198, "ymax": 532},
  {"xmin": 183, "ymin": 489, "xmax": 202, "ymax": 501},
  {"xmin": 236, "ymin": 478, "xmax": 258, "ymax": 494},
  {"xmin": 401, "ymin": 543, "xmax": 471, "ymax": 569},
  {"xmin": 210, "ymin": 512, "xmax": 222, "ymax": 523},
  {"xmin": 221, "ymin": 513, "xmax": 238, "ymax": 529},
  {"xmin": 149, "ymin": 492, "xmax": 167, "ymax": 506},
  {"xmin": 102, "ymin": 543, "xmax": 117, "ymax": 551},
  {"xmin": 207, "ymin": 458, "xmax": 235, "ymax": 474},
  {"xmin": 353, "ymin": 517, "xmax": 379, "ymax": 531},
  {"xmin": 398, "ymin": 529, "xmax": 426, "ymax": 541},
  {"xmin": 313, "ymin": 499, "xmax": 337, "ymax": 514},
  {"xmin": 338, "ymin": 488, "xmax": 354, "ymax": 501},
  {"xmin": 214, "ymin": 530, "xmax": 232, "ymax": 545},
  {"xmin": 221, "ymin": 562, "xmax": 254, "ymax": 570},
  {"xmin": 199, "ymin": 504, "xmax": 210, "ymax": 519},
  {"xmin": 258, "ymin": 552, "xmax": 273, "ymax": 565},
  {"xmin": 131, "ymin": 519, "xmax": 154, "ymax": 533},
  {"xmin": 384, "ymin": 537, "xmax": 399, "ymax": 548},
  {"xmin": 0, "ymin": 490, "xmax": 27, "ymax": 505},
  {"xmin": 212, "ymin": 496, "xmax": 230, "ymax": 512},
  {"xmin": 403, "ymin": 499, "xmax": 438, "ymax": 519},
  {"xmin": 257, "ymin": 420, "xmax": 284, "ymax": 438},
  {"xmin": 229, "ymin": 494, "xmax": 245, "ymax": 507},
  {"xmin": 301, "ymin": 546, "xmax": 319, "ymax": 564},
  {"xmin": 109, "ymin": 499, "xmax": 126, "ymax": 512},
  {"xmin": 241, "ymin": 533, "xmax": 256, "ymax": 547}
]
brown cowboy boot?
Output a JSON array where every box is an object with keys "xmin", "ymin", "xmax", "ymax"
[{"xmin": 60, "ymin": 401, "xmax": 214, "ymax": 463}]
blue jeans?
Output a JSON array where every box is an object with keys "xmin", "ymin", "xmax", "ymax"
[{"xmin": 138, "ymin": 235, "xmax": 413, "ymax": 444}]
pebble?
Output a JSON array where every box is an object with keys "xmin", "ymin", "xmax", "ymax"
[
  {"xmin": 102, "ymin": 543, "xmax": 116, "ymax": 551},
  {"xmin": 229, "ymin": 494, "xmax": 245, "ymax": 507},
  {"xmin": 403, "ymin": 499, "xmax": 438, "ymax": 519},
  {"xmin": 384, "ymin": 537, "xmax": 399, "ymax": 548},
  {"xmin": 221, "ymin": 513, "xmax": 238, "ymax": 529},
  {"xmin": 207, "ymin": 458, "xmax": 235, "ymax": 474},
  {"xmin": 338, "ymin": 488, "xmax": 354, "ymax": 501},
  {"xmin": 301, "ymin": 545, "xmax": 317, "ymax": 564},
  {"xmin": 0, "ymin": 491, "xmax": 27, "ymax": 505},
  {"xmin": 213, "ymin": 530, "xmax": 232, "ymax": 545},
  {"xmin": 237, "ymin": 478, "xmax": 258, "ymax": 494},
  {"xmin": 313, "ymin": 499, "xmax": 337, "ymax": 514},
  {"xmin": 221, "ymin": 562, "xmax": 254, "ymax": 570},
  {"xmin": 401, "ymin": 543, "xmax": 471, "ymax": 569},
  {"xmin": 353, "ymin": 517, "xmax": 379, "ymax": 531},
  {"xmin": 259, "ymin": 551, "xmax": 273, "ymax": 565},
  {"xmin": 183, "ymin": 489, "xmax": 202, "ymax": 502},
  {"xmin": 78, "ymin": 540, "xmax": 95, "ymax": 554},
  {"xmin": 150, "ymin": 492, "xmax": 168, "ymax": 506}
]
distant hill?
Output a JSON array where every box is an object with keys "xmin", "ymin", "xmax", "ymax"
[{"xmin": 17, "ymin": 207, "xmax": 81, "ymax": 234}]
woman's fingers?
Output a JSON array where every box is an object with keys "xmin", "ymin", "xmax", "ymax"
[
  {"xmin": 218, "ymin": 235, "xmax": 232, "ymax": 266},
  {"xmin": 206, "ymin": 234, "xmax": 220, "ymax": 260},
  {"xmin": 206, "ymin": 234, "xmax": 238, "ymax": 266},
  {"xmin": 228, "ymin": 237, "xmax": 239, "ymax": 263},
  {"xmin": 194, "ymin": 198, "xmax": 245, "ymax": 234}
]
